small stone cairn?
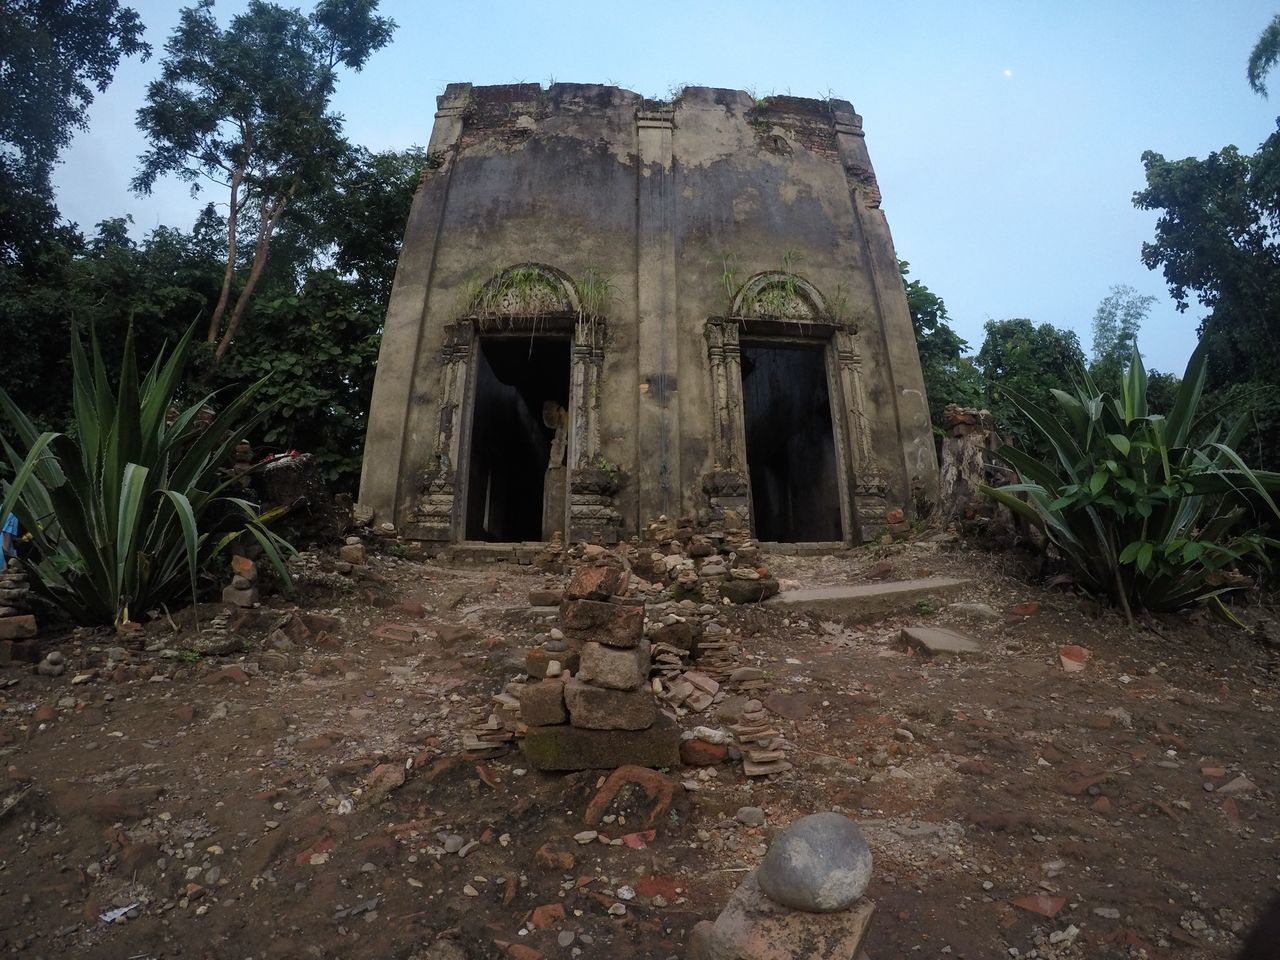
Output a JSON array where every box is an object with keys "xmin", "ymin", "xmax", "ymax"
[
  {"xmin": 0, "ymin": 559, "xmax": 38, "ymax": 659},
  {"xmin": 222, "ymin": 555, "xmax": 259, "ymax": 608},
  {"xmin": 690, "ymin": 812, "xmax": 875, "ymax": 959},
  {"xmin": 520, "ymin": 556, "xmax": 680, "ymax": 770}
]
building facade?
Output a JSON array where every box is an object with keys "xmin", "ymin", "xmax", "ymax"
[{"xmin": 359, "ymin": 83, "xmax": 938, "ymax": 545}]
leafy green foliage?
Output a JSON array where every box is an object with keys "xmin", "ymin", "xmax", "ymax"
[
  {"xmin": 0, "ymin": 0, "xmax": 149, "ymax": 265},
  {"xmin": 975, "ymin": 318, "xmax": 1086, "ymax": 452},
  {"xmin": 901, "ymin": 261, "xmax": 983, "ymax": 431},
  {"xmin": 3, "ymin": 141, "xmax": 420, "ymax": 493},
  {"xmin": 1134, "ymin": 104, "xmax": 1280, "ymax": 468},
  {"xmin": 0, "ymin": 215, "xmax": 223, "ymax": 431},
  {"xmin": 1134, "ymin": 144, "xmax": 1280, "ymax": 388},
  {"xmin": 218, "ymin": 269, "xmax": 381, "ymax": 488},
  {"xmin": 272, "ymin": 145, "xmax": 424, "ymax": 301},
  {"xmin": 1248, "ymin": 13, "xmax": 1280, "ymax": 96},
  {"xmin": 133, "ymin": 0, "xmax": 395, "ymax": 363},
  {"xmin": 1089, "ymin": 284, "xmax": 1156, "ymax": 394},
  {"xmin": 980, "ymin": 343, "xmax": 1280, "ymax": 616},
  {"xmin": 0, "ymin": 322, "xmax": 293, "ymax": 626},
  {"xmin": 1146, "ymin": 370, "xmax": 1182, "ymax": 416}
]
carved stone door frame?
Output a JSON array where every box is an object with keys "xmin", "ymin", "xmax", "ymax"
[
  {"xmin": 704, "ymin": 316, "xmax": 887, "ymax": 544},
  {"xmin": 409, "ymin": 315, "xmax": 616, "ymax": 542}
]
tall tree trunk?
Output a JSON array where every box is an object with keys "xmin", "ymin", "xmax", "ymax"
[
  {"xmin": 212, "ymin": 182, "xmax": 296, "ymax": 364},
  {"xmin": 208, "ymin": 165, "xmax": 245, "ymax": 345}
]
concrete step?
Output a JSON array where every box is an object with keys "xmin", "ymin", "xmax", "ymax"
[
  {"xmin": 758, "ymin": 541, "xmax": 851, "ymax": 557},
  {"xmin": 766, "ymin": 577, "xmax": 969, "ymax": 619},
  {"xmin": 444, "ymin": 542, "xmax": 545, "ymax": 564}
]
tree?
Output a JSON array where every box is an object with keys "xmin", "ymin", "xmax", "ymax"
[
  {"xmin": 975, "ymin": 318, "xmax": 1086, "ymax": 450},
  {"xmin": 900, "ymin": 261, "xmax": 983, "ymax": 432},
  {"xmin": 132, "ymin": 0, "xmax": 394, "ymax": 366},
  {"xmin": 268, "ymin": 144, "xmax": 423, "ymax": 300},
  {"xmin": 0, "ymin": 214, "xmax": 223, "ymax": 430},
  {"xmin": 218, "ymin": 269, "xmax": 382, "ymax": 488},
  {"xmin": 1089, "ymin": 283, "xmax": 1156, "ymax": 392},
  {"xmin": 1133, "ymin": 144, "xmax": 1280, "ymax": 386},
  {"xmin": 214, "ymin": 145, "xmax": 422, "ymax": 490},
  {"xmin": 1248, "ymin": 13, "xmax": 1280, "ymax": 96},
  {"xmin": 0, "ymin": 0, "xmax": 149, "ymax": 264}
]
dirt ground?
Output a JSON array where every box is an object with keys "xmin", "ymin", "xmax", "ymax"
[{"xmin": 0, "ymin": 537, "xmax": 1277, "ymax": 960}]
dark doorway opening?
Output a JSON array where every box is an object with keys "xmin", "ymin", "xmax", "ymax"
[
  {"xmin": 465, "ymin": 337, "xmax": 571, "ymax": 542},
  {"xmin": 741, "ymin": 342, "xmax": 843, "ymax": 542}
]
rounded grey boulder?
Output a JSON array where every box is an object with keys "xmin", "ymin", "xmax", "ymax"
[{"xmin": 756, "ymin": 812, "xmax": 873, "ymax": 912}]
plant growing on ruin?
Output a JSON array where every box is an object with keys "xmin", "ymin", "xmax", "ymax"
[
  {"xmin": 980, "ymin": 343, "xmax": 1280, "ymax": 619},
  {"xmin": 828, "ymin": 283, "xmax": 852, "ymax": 325},
  {"xmin": 0, "ymin": 321, "xmax": 294, "ymax": 626},
  {"xmin": 576, "ymin": 267, "xmax": 615, "ymax": 320},
  {"xmin": 718, "ymin": 252, "xmax": 741, "ymax": 314},
  {"xmin": 747, "ymin": 250, "xmax": 809, "ymax": 319},
  {"xmin": 468, "ymin": 265, "xmax": 563, "ymax": 322}
]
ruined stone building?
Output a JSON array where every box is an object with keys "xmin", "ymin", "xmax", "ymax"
[{"xmin": 359, "ymin": 83, "xmax": 937, "ymax": 546}]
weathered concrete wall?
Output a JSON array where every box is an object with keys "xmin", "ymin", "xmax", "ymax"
[{"xmin": 359, "ymin": 82, "xmax": 939, "ymax": 544}]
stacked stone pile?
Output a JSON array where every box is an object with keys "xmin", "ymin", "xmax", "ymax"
[
  {"xmin": 0, "ymin": 559, "xmax": 38, "ymax": 657},
  {"xmin": 938, "ymin": 403, "xmax": 1024, "ymax": 547},
  {"xmin": 727, "ymin": 699, "xmax": 793, "ymax": 776},
  {"xmin": 460, "ymin": 691, "xmax": 521, "ymax": 759},
  {"xmin": 222, "ymin": 556, "xmax": 259, "ymax": 608},
  {"xmin": 689, "ymin": 812, "xmax": 875, "ymax": 959},
  {"xmin": 520, "ymin": 559, "xmax": 679, "ymax": 771},
  {"xmin": 511, "ymin": 522, "xmax": 809, "ymax": 777},
  {"xmin": 515, "ymin": 533, "xmax": 803, "ymax": 777}
]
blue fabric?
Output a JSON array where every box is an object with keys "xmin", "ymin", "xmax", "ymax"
[{"xmin": 1, "ymin": 513, "xmax": 16, "ymax": 572}]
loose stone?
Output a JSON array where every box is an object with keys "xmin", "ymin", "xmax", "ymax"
[{"xmin": 756, "ymin": 812, "xmax": 873, "ymax": 913}]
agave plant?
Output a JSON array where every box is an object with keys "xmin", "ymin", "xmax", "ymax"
[
  {"xmin": 0, "ymin": 322, "xmax": 293, "ymax": 626},
  {"xmin": 980, "ymin": 341, "xmax": 1280, "ymax": 619}
]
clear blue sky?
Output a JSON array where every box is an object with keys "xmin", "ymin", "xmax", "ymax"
[{"xmin": 52, "ymin": 1, "xmax": 1280, "ymax": 374}]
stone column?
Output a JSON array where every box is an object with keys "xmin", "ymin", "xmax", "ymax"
[
  {"xmin": 834, "ymin": 327, "xmax": 889, "ymax": 541},
  {"xmin": 831, "ymin": 100, "xmax": 939, "ymax": 513},
  {"xmin": 636, "ymin": 106, "xmax": 680, "ymax": 522},
  {"xmin": 569, "ymin": 317, "xmax": 603, "ymax": 471},
  {"xmin": 568, "ymin": 317, "xmax": 621, "ymax": 541},
  {"xmin": 410, "ymin": 322, "xmax": 474, "ymax": 540},
  {"xmin": 359, "ymin": 85, "xmax": 469, "ymax": 526},
  {"xmin": 702, "ymin": 319, "xmax": 751, "ymax": 522},
  {"xmin": 704, "ymin": 319, "xmax": 747, "ymax": 471}
]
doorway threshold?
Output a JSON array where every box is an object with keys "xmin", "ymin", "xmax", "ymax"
[
  {"xmin": 447, "ymin": 541, "xmax": 548, "ymax": 564},
  {"xmin": 756, "ymin": 541, "xmax": 851, "ymax": 557}
]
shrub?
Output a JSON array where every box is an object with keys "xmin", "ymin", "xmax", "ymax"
[
  {"xmin": 0, "ymin": 323, "xmax": 293, "ymax": 626},
  {"xmin": 980, "ymin": 343, "xmax": 1280, "ymax": 618}
]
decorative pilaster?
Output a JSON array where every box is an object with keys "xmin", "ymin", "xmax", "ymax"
[
  {"xmin": 834, "ymin": 326, "xmax": 889, "ymax": 540},
  {"xmin": 636, "ymin": 106, "xmax": 679, "ymax": 519},
  {"xmin": 702, "ymin": 319, "xmax": 751, "ymax": 522},
  {"xmin": 568, "ymin": 317, "xmax": 622, "ymax": 542},
  {"xmin": 411, "ymin": 322, "xmax": 474, "ymax": 539},
  {"xmin": 569, "ymin": 317, "xmax": 604, "ymax": 470}
]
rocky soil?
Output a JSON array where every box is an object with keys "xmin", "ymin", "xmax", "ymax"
[{"xmin": 0, "ymin": 539, "xmax": 1276, "ymax": 959}]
